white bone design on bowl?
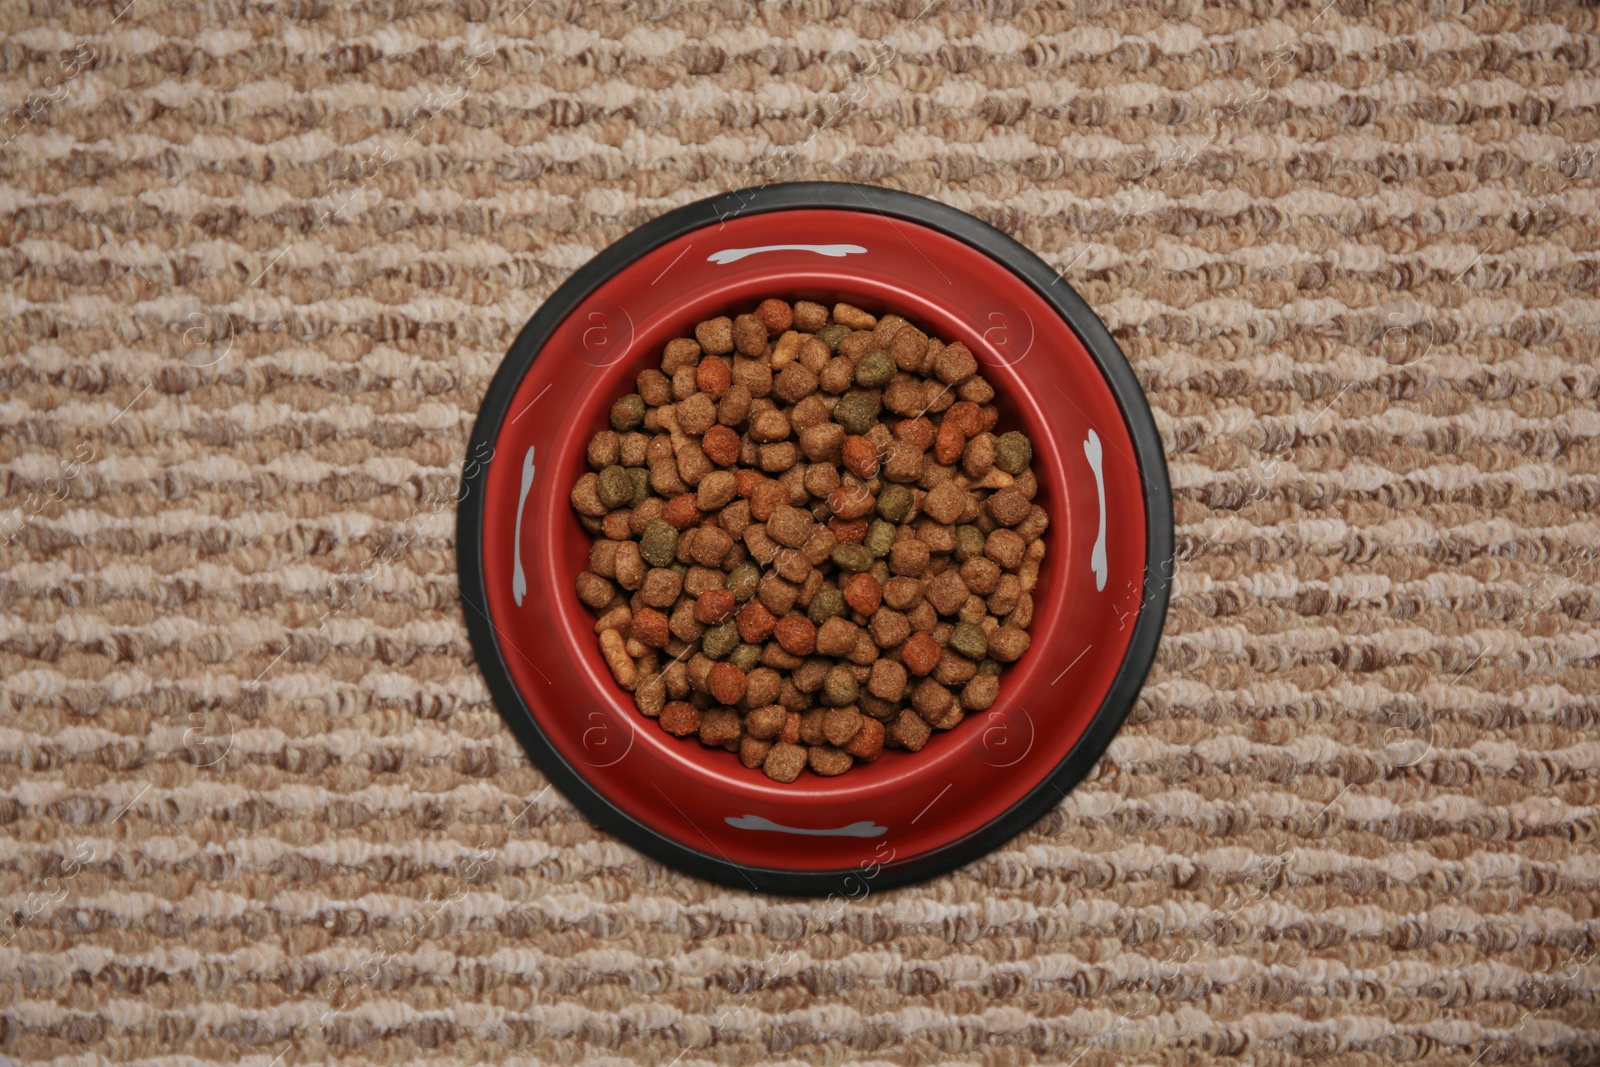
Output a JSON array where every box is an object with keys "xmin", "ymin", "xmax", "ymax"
[
  {"xmin": 706, "ymin": 244, "xmax": 867, "ymax": 264},
  {"xmin": 725, "ymin": 815, "xmax": 887, "ymax": 838},
  {"xmin": 513, "ymin": 446, "xmax": 535, "ymax": 606},
  {"xmin": 1085, "ymin": 430, "xmax": 1107, "ymax": 592}
]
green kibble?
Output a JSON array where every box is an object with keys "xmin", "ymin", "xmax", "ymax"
[
  {"xmin": 994, "ymin": 430, "xmax": 1034, "ymax": 475},
  {"xmin": 610, "ymin": 394, "xmax": 646, "ymax": 431},
  {"xmin": 728, "ymin": 562, "xmax": 761, "ymax": 601},
  {"xmin": 865, "ymin": 519, "xmax": 896, "ymax": 558},
  {"xmin": 627, "ymin": 466, "xmax": 650, "ymax": 506},
  {"xmin": 730, "ymin": 643, "xmax": 762, "ymax": 672},
  {"xmin": 639, "ymin": 519, "xmax": 679, "ymax": 567},
  {"xmin": 949, "ymin": 622, "xmax": 989, "ymax": 660},
  {"xmin": 977, "ymin": 657, "xmax": 1003, "ymax": 675},
  {"xmin": 832, "ymin": 391, "xmax": 881, "ymax": 436},
  {"xmin": 816, "ymin": 324, "xmax": 850, "ymax": 352},
  {"xmin": 808, "ymin": 587, "xmax": 847, "ymax": 625},
  {"xmin": 831, "ymin": 542, "xmax": 873, "ymax": 573},
  {"xmin": 954, "ymin": 524, "xmax": 987, "ymax": 562},
  {"xmin": 821, "ymin": 665, "xmax": 859, "ymax": 707},
  {"xmin": 702, "ymin": 621, "xmax": 739, "ymax": 660},
  {"xmin": 869, "ymin": 560, "xmax": 891, "ymax": 585},
  {"xmin": 877, "ymin": 484, "xmax": 914, "ymax": 524},
  {"xmin": 597, "ymin": 465, "xmax": 634, "ymax": 509},
  {"xmin": 854, "ymin": 350, "xmax": 895, "ymax": 388}
]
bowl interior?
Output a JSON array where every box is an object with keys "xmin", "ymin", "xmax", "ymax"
[{"xmin": 478, "ymin": 207, "xmax": 1149, "ymax": 872}]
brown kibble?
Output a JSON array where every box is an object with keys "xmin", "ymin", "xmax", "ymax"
[
  {"xmin": 819, "ymin": 357, "xmax": 855, "ymax": 394},
  {"xmin": 690, "ymin": 526, "xmax": 734, "ymax": 567},
  {"xmin": 882, "ymin": 576, "xmax": 922, "ymax": 610},
  {"xmin": 798, "ymin": 707, "xmax": 829, "ymax": 744},
  {"xmin": 986, "ymin": 487, "xmax": 1031, "ymax": 526},
  {"xmin": 774, "ymin": 614, "xmax": 817, "ymax": 656},
  {"xmin": 746, "ymin": 704, "xmax": 788, "ymax": 740},
  {"xmin": 932, "ymin": 341, "xmax": 978, "ymax": 384},
  {"xmin": 763, "ymin": 741, "xmax": 808, "ymax": 782},
  {"xmin": 960, "ymin": 556, "xmax": 1002, "ymax": 596},
  {"xmin": 741, "ymin": 736, "xmax": 773, "ymax": 769},
  {"xmin": 888, "ymin": 538, "xmax": 930, "ymax": 577},
  {"xmin": 923, "ymin": 481, "xmax": 969, "ymax": 525},
  {"xmin": 985, "ymin": 528, "xmax": 1027, "ymax": 570},
  {"xmin": 696, "ymin": 316, "xmax": 735, "ymax": 355},
  {"xmin": 799, "ymin": 422, "xmax": 846, "ymax": 463},
  {"xmin": 793, "ymin": 300, "xmax": 829, "ymax": 331},
  {"xmin": 808, "ymin": 744, "xmax": 854, "ymax": 776},
  {"xmin": 901, "ymin": 631, "xmax": 942, "ymax": 675},
  {"xmin": 868, "ymin": 607, "xmax": 911, "ymax": 649},
  {"xmin": 696, "ymin": 469, "xmax": 738, "ymax": 511},
  {"xmin": 576, "ymin": 571, "xmax": 614, "ymax": 610},
  {"xmin": 912, "ymin": 678, "xmax": 961, "ymax": 729},
  {"xmin": 745, "ymin": 667, "xmax": 782, "ymax": 707},
  {"xmin": 733, "ymin": 313, "xmax": 768, "ymax": 356},
  {"xmin": 749, "ymin": 408, "xmax": 791, "ymax": 442},
  {"xmin": 766, "ymin": 504, "xmax": 815, "ymax": 548},
  {"xmin": 988, "ymin": 625, "xmax": 1030, "ymax": 662},
  {"xmin": 661, "ymin": 337, "xmax": 702, "ymax": 373},
  {"xmin": 756, "ymin": 298, "xmax": 793, "ymax": 333},
  {"xmin": 737, "ymin": 598, "xmax": 777, "ymax": 643},
  {"xmin": 773, "ymin": 362, "xmax": 819, "ymax": 404},
  {"xmin": 888, "ymin": 709, "xmax": 932, "ymax": 751},
  {"xmin": 962, "ymin": 433, "xmax": 997, "ymax": 479},
  {"xmin": 660, "ymin": 701, "xmax": 701, "ymax": 737},
  {"xmin": 640, "ymin": 567, "xmax": 682, "ymax": 608},
  {"xmin": 833, "ymin": 303, "xmax": 877, "ymax": 330},
  {"xmin": 843, "ymin": 572, "xmax": 882, "ymax": 615},
  {"xmin": 925, "ymin": 570, "xmax": 968, "ymax": 615},
  {"xmin": 707, "ymin": 662, "xmax": 748, "ymax": 705},
  {"xmin": 823, "ymin": 705, "xmax": 864, "ymax": 746},
  {"xmin": 888, "ymin": 324, "xmax": 929, "ymax": 371},
  {"xmin": 700, "ymin": 707, "xmax": 742, "ymax": 748},
  {"xmin": 695, "ymin": 589, "xmax": 737, "ymax": 625},
  {"xmin": 868, "ymin": 658, "xmax": 908, "ymax": 701},
  {"xmin": 815, "ymin": 616, "xmax": 860, "ymax": 656},
  {"xmin": 961, "ymin": 674, "xmax": 1000, "ymax": 711}
]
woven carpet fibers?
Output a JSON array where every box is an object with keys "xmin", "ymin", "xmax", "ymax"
[{"xmin": 3, "ymin": 0, "xmax": 1599, "ymax": 1063}]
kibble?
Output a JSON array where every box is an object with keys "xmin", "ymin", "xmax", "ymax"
[{"xmin": 572, "ymin": 299, "xmax": 1048, "ymax": 780}]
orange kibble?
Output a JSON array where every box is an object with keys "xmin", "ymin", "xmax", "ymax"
[
  {"xmin": 945, "ymin": 400, "xmax": 983, "ymax": 438},
  {"xmin": 828, "ymin": 517, "xmax": 868, "ymax": 544},
  {"xmin": 934, "ymin": 418, "xmax": 966, "ymax": 464},
  {"xmin": 780, "ymin": 709, "xmax": 802, "ymax": 744},
  {"xmin": 894, "ymin": 416, "xmax": 936, "ymax": 452},
  {"xmin": 702, "ymin": 424, "xmax": 742, "ymax": 466},
  {"xmin": 695, "ymin": 589, "xmax": 737, "ymax": 625},
  {"xmin": 707, "ymin": 662, "xmax": 748, "ymax": 705},
  {"xmin": 632, "ymin": 607, "xmax": 671, "ymax": 647},
  {"xmin": 662, "ymin": 494, "xmax": 702, "ymax": 530},
  {"xmin": 696, "ymin": 357, "xmax": 732, "ymax": 398},
  {"xmin": 737, "ymin": 598, "xmax": 777, "ymax": 643},
  {"xmin": 734, "ymin": 469, "xmax": 767, "ymax": 497},
  {"xmin": 773, "ymin": 614, "xmax": 817, "ymax": 656},
  {"xmin": 841, "ymin": 435, "xmax": 880, "ymax": 479},
  {"xmin": 843, "ymin": 573, "xmax": 882, "ymax": 615},
  {"xmin": 749, "ymin": 479, "xmax": 789, "ymax": 521},
  {"xmin": 901, "ymin": 632, "xmax": 942, "ymax": 675}
]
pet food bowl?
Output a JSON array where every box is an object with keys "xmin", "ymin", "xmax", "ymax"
[{"xmin": 458, "ymin": 183, "xmax": 1172, "ymax": 894}]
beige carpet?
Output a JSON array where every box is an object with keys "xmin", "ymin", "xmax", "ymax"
[{"xmin": 3, "ymin": 0, "xmax": 1599, "ymax": 1063}]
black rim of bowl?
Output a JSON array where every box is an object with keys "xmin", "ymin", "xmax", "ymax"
[{"xmin": 457, "ymin": 182, "xmax": 1173, "ymax": 896}]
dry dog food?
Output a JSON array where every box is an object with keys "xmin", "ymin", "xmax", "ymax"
[{"xmin": 571, "ymin": 299, "xmax": 1048, "ymax": 781}]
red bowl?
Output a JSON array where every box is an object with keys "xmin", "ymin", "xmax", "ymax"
[{"xmin": 458, "ymin": 184, "xmax": 1171, "ymax": 894}]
